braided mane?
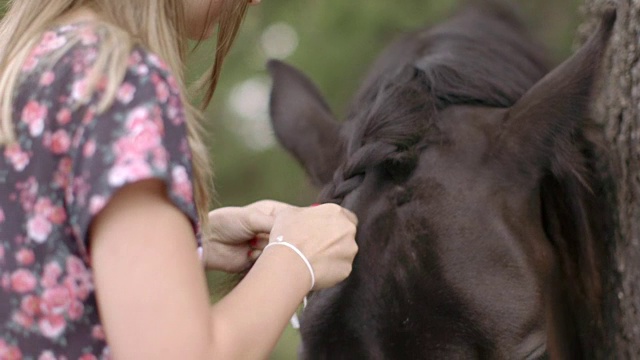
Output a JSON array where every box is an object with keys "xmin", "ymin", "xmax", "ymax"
[{"xmin": 320, "ymin": 70, "xmax": 435, "ymax": 203}]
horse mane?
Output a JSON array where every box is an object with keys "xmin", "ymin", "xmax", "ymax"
[
  {"xmin": 341, "ymin": 5, "xmax": 550, "ymax": 164},
  {"xmin": 323, "ymin": 3, "xmax": 608, "ymax": 353},
  {"xmin": 540, "ymin": 127, "xmax": 611, "ymax": 353}
]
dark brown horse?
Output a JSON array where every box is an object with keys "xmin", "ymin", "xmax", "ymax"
[{"xmin": 268, "ymin": 3, "xmax": 615, "ymax": 358}]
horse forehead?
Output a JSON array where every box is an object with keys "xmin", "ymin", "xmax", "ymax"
[
  {"xmin": 427, "ymin": 106, "xmax": 506, "ymax": 159},
  {"xmin": 436, "ymin": 105, "xmax": 505, "ymax": 132}
]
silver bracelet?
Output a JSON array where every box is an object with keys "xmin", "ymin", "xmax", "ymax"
[{"xmin": 264, "ymin": 235, "xmax": 315, "ymax": 291}]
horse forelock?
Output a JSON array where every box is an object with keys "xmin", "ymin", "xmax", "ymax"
[{"xmin": 320, "ymin": 72, "xmax": 437, "ymax": 204}]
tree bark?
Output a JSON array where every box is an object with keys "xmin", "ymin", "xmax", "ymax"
[{"xmin": 580, "ymin": 0, "xmax": 640, "ymax": 357}]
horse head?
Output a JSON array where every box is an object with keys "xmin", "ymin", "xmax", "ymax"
[{"xmin": 268, "ymin": 5, "xmax": 615, "ymax": 358}]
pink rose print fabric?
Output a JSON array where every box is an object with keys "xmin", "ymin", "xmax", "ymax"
[{"xmin": 0, "ymin": 23, "xmax": 198, "ymax": 359}]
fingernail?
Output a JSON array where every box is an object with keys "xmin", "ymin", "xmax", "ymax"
[
  {"xmin": 249, "ymin": 237, "xmax": 258, "ymax": 247},
  {"xmin": 311, "ymin": 203, "xmax": 320, "ymax": 207}
]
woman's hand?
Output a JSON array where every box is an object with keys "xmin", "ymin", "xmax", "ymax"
[
  {"xmin": 267, "ymin": 203, "xmax": 359, "ymax": 290},
  {"xmin": 203, "ymin": 200, "xmax": 295, "ymax": 272}
]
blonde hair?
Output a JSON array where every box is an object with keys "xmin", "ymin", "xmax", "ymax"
[{"xmin": 0, "ymin": 0, "xmax": 249, "ymax": 233}]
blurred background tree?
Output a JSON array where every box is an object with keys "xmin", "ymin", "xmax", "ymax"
[{"xmin": 581, "ymin": 0, "xmax": 640, "ymax": 357}]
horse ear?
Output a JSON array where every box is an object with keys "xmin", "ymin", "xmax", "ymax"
[
  {"xmin": 267, "ymin": 60, "xmax": 343, "ymax": 185},
  {"xmin": 496, "ymin": 9, "xmax": 616, "ymax": 178}
]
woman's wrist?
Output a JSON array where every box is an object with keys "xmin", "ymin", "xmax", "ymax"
[
  {"xmin": 207, "ymin": 243, "xmax": 311, "ymax": 359},
  {"xmin": 263, "ymin": 236, "xmax": 315, "ymax": 291},
  {"xmin": 253, "ymin": 241, "xmax": 312, "ymax": 296}
]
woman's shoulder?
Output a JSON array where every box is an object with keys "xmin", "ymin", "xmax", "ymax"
[
  {"xmin": 22, "ymin": 21, "xmax": 181, "ymax": 104},
  {"xmin": 23, "ymin": 22, "xmax": 105, "ymax": 76},
  {"xmin": 9, "ymin": 22, "xmax": 197, "ymax": 245}
]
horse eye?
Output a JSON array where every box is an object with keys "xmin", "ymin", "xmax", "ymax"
[
  {"xmin": 383, "ymin": 158, "xmax": 415, "ymax": 182},
  {"xmin": 381, "ymin": 149, "xmax": 419, "ymax": 181}
]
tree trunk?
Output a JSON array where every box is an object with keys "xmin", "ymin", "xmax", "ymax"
[{"xmin": 580, "ymin": 0, "xmax": 640, "ymax": 357}]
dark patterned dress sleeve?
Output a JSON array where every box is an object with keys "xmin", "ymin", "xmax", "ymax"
[{"xmin": 65, "ymin": 49, "xmax": 199, "ymax": 256}]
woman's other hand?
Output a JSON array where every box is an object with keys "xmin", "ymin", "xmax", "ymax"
[
  {"xmin": 203, "ymin": 200, "xmax": 295, "ymax": 272},
  {"xmin": 268, "ymin": 203, "xmax": 359, "ymax": 290}
]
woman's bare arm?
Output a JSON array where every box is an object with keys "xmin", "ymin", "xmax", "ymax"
[{"xmin": 90, "ymin": 179, "xmax": 310, "ymax": 359}]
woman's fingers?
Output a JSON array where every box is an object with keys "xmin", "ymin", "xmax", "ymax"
[
  {"xmin": 207, "ymin": 207, "xmax": 275, "ymax": 244},
  {"xmin": 341, "ymin": 207, "xmax": 358, "ymax": 225},
  {"xmin": 203, "ymin": 201, "xmax": 299, "ymax": 271},
  {"xmin": 203, "ymin": 241, "xmax": 254, "ymax": 273},
  {"xmin": 250, "ymin": 234, "xmax": 269, "ymax": 250},
  {"xmin": 246, "ymin": 200, "xmax": 297, "ymax": 216},
  {"xmin": 248, "ymin": 249, "xmax": 262, "ymax": 262}
]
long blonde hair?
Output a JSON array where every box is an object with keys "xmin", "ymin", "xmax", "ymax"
[{"xmin": 0, "ymin": 0, "xmax": 249, "ymax": 232}]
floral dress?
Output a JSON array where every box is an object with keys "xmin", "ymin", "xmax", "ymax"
[{"xmin": 0, "ymin": 22, "xmax": 198, "ymax": 359}]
